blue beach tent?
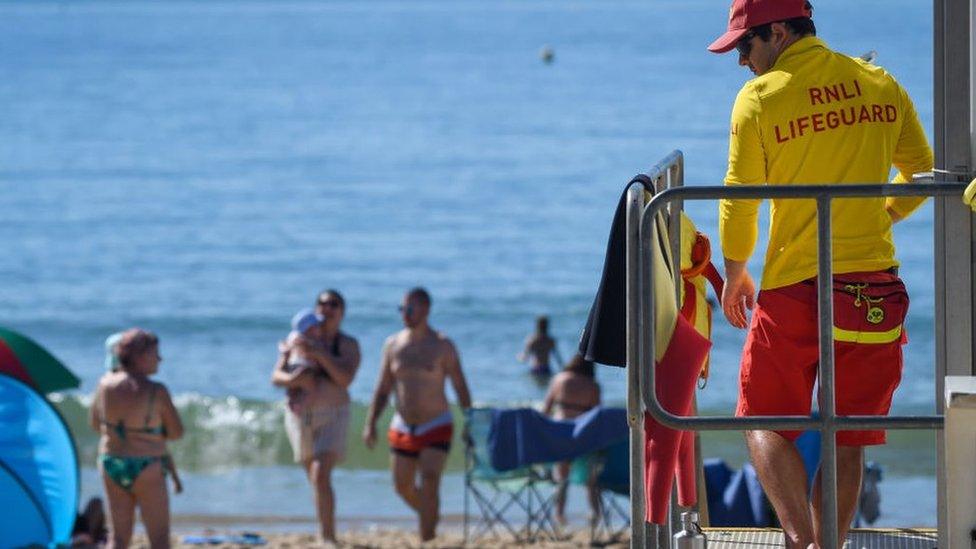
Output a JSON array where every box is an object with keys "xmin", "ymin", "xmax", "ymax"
[{"xmin": 0, "ymin": 373, "xmax": 79, "ymax": 548}]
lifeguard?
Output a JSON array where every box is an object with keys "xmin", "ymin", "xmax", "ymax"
[{"xmin": 707, "ymin": 0, "xmax": 933, "ymax": 547}]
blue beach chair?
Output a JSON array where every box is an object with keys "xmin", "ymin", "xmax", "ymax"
[{"xmin": 463, "ymin": 407, "xmax": 561, "ymax": 543}]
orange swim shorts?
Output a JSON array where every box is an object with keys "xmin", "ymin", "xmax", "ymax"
[
  {"xmin": 735, "ymin": 271, "xmax": 909, "ymax": 446},
  {"xmin": 387, "ymin": 411, "xmax": 453, "ymax": 458}
]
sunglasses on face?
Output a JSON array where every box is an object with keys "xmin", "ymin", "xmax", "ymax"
[
  {"xmin": 318, "ymin": 300, "xmax": 341, "ymax": 309},
  {"xmin": 398, "ymin": 304, "xmax": 414, "ymax": 316},
  {"xmin": 736, "ymin": 30, "xmax": 758, "ymax": 57}
]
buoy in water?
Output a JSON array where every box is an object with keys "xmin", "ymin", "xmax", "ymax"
[{"xmin": 540, "ymin": 45, "xmax": 555, "ymax": 64}]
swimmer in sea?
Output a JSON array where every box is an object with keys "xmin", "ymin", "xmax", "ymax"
[{"xmin": 517, "ymin": 315, "xmax": 564, "ymax": 379}]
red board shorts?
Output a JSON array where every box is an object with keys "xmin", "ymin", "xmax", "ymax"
[
  {"xmin": 736, "ymin": 271, "xmax": 909, "ymax": 446},
  {"xmin": 387, "ymin": 410, "xmax": 454, "ymax": 458}
]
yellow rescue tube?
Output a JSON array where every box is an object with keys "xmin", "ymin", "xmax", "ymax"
[{"xmin": 964, "ymin": 177, "xmax": 976, "ymax": 211}]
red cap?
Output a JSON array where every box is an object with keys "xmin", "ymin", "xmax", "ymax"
[{"xmin": 707, "ymin": 0, "xmax": 812, "ymax": 54}]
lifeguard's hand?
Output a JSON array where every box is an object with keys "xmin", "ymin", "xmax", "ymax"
[
  {"xmin": 721, "ymin": 261, "xmax": 756, "ymax": 329},
  {"xmin": 362, "ymin": 424, "xmax": 377, "ymax": 449}
]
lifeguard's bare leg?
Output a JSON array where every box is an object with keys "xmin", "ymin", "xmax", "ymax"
[
  {"xmin": 811, "ymin": 445, "xmax": 863, "ymax": 548},
  {"xmin": 745, "ymin": 430, "xmax": 816, "ymax": 549}
]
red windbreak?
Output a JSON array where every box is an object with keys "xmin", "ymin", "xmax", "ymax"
[{"xmin": 0, "ymin": 340, "xmax": 34, "ymax": 388}]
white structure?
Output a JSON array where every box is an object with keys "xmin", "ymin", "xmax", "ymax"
[{"xmin": 944, "ymin": 377, "xmax": 976, "ymax": 547}]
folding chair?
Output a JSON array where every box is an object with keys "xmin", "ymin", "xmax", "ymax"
[
  {"xmin": 463, "ymin": 407, "xmax": 562, "ymax": 543},
  {"xmin": 570, "ymin": 438, "xmax": 631, "ymax": 546}
]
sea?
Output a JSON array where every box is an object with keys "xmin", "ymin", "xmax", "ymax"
[{"xmin": 0, "ymin": 0, "xmax": 939, "ymax": 531}]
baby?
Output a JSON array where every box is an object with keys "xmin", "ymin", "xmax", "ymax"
[{"xmin": 280, "ymin": 308, "xmax": 325, "ymax": 413}]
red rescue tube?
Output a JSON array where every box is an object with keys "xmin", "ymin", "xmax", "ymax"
[
  {"xmin": 675, "ymin": 428, "xmax": 697, "ymax": 507},
  {"xmin": 643, "ymin": 314, "xmax": 711, "ymax": 524}
]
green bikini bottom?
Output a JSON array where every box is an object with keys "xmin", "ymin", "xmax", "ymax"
[{"xmin": 99, "ymin": 454, "xmax": 166, "ymax": 492}]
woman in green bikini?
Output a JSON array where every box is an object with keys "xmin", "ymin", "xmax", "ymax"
[{"xmin": 89, "ymin": 329, "xmax": 184, "ymax": 548}]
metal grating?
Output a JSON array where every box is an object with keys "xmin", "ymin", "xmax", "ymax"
[{"xmin": 703, "ymin": 528, "xmax": 938, "ymax": 549}]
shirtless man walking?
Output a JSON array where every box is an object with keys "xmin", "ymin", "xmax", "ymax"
[{"xmin": 363, "ymin": 287, "xmax": 472, "ymax": 542}]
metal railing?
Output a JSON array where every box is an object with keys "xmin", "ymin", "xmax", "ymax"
[
  {"xmin": 626, "ymin": 150, "xmax": 686, "ymax": 548},
  {"xmin": 625, "ymin": 151, "xmax": 967, "ymax": 548}
]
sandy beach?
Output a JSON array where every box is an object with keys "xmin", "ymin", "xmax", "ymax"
[
  {"xmin": 120, "ymin": 512, "xmax": 630, "ymax": 548},
  {"xmin": 133, "ymin": 528, "xmax": 628, "ymax": 548}
]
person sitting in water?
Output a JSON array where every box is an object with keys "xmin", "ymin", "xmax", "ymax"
[
  {"xmin": 517, "ymin": 315, "xmax": 564, "ymax": 378},
  {"xmin": 89, "ymin": 329, "xmax": 184, "ymax": 549},
  {"xmin": 272, "ymin": 289, "xmax": 361, "ymax": 545},
  {"xmin": 542, "ymin": 353, "xmax": 601, "ymax": 525}
]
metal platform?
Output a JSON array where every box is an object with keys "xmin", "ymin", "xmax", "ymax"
[{"xmin": 702, "ymin": 528, "xmax": 937, "ymax": 549}]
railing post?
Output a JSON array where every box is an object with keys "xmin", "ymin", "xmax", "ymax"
[
  {"xmin": 933, "ymin": 5, "xmax": 975, "ymax": 547},
  {"xmin": 666, "ymin": 158, "xmax": 684, "ymax": 545},
  {"xmin": 639, "ymin": 204, "xmax": 668, "ymax": 547},
  {"xmin": 668, "ymin": 160, "xmax": 683, "ymax": 306},
  {"xmin": 626, "ymin": 183, "xmax": 647, "ymax": 549},
  {"xmin": 639, "ymin": 196, "xmax": 654, "ymax": 546},
  {"xmin": 816, "ymin": 196, "xmax": 839, "ymax": 549}
]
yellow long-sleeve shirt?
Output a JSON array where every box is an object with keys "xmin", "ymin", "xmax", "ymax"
[{"xmin": 719, "ymin": 37, "xmax": 934, "ymax": 290}]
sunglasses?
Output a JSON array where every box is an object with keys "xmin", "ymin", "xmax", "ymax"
[
  {"xmin": 398, "ymin": 304, "xmax": 414, "ymax": 316},
  {"xmin": 317, "ymin": 300, "xmax": 341, "ymax": 309},
  {"xmin": 736, "ymin": 30, "xmax": 758, "ymax": 57}
]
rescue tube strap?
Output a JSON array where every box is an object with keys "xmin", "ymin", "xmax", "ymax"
[{"xmin": 675, "ymin": 229, "xmax": 725, "ymax": 387}]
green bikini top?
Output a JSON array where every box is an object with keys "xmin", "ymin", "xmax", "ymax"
[{"xmin": 100, "ymin": 382, "xmax": 167, "ymax": 440}]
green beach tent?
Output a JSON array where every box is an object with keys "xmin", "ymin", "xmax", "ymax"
[{"xmin": 0, "ymin": 326, "xmax": 79, "ymax": 393}]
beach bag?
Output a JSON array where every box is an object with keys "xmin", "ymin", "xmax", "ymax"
[
  {"xmin": 830, "ymin": 275, "xmax": 909, "ymax": 346},
  {"xmin": 677, "ymin": 213, "xmax": 724, "ymax": 387}
]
